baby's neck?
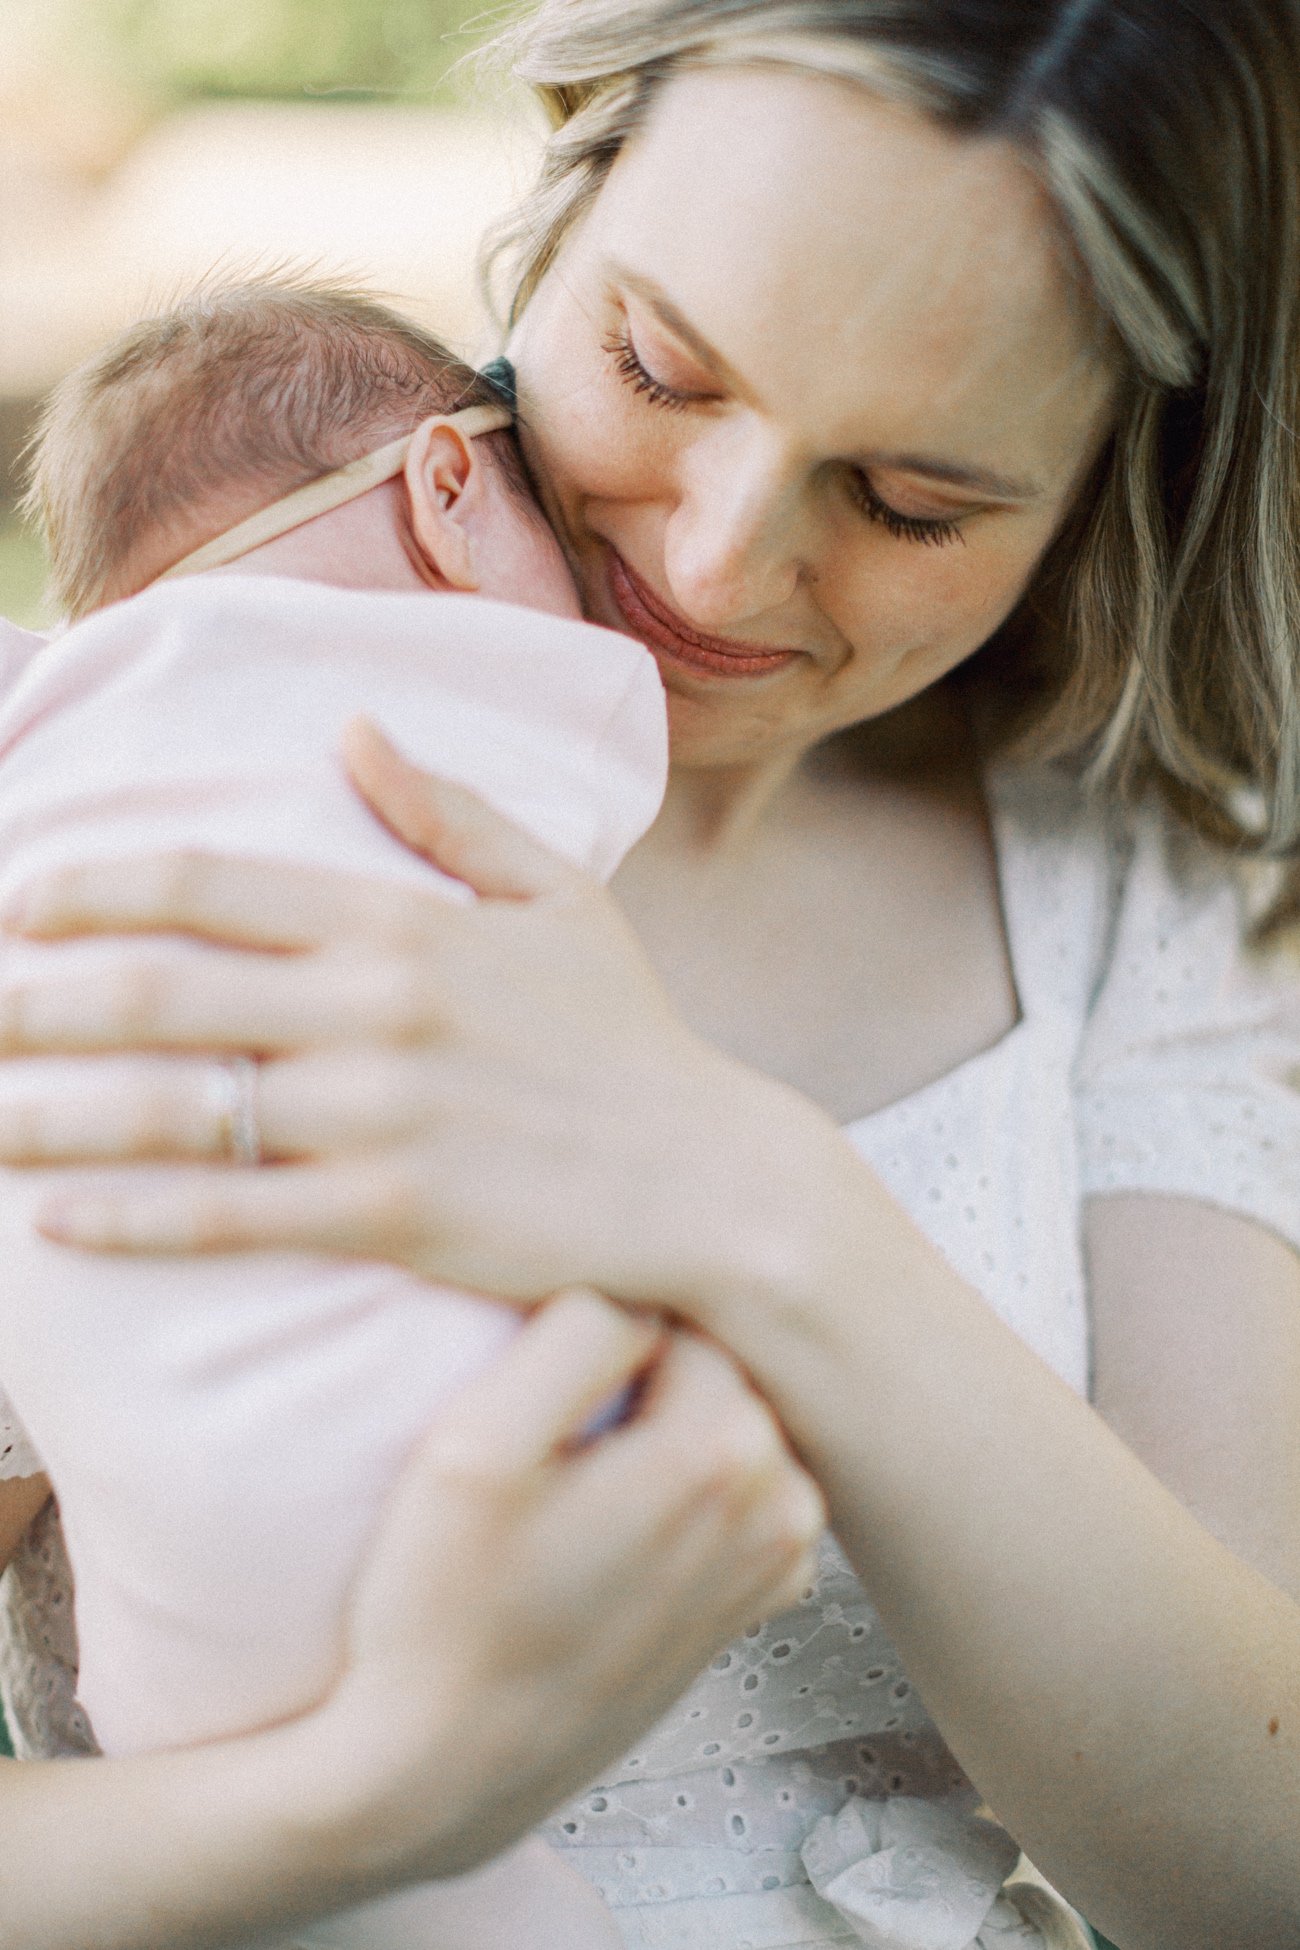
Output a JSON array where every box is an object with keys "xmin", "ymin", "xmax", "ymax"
[{"xmin": 203, "ymin": 478, "xmax": 439, "ymax": 597}]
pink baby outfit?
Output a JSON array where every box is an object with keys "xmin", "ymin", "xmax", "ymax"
[{"xmin": 0, "ymin": 574, "xmax": 666, "ymax": 1765}]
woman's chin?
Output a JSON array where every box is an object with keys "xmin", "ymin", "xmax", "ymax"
[{"xmin": 657, "ymin": 689, "xmax": 799, "ymax": 772}]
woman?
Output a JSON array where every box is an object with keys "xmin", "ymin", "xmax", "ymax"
[{"xmin": 1, "ymin": 1, "xmax": 1298, "ymax": 1946}]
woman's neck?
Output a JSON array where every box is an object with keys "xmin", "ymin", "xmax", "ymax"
[
  {"xmin": 652, "ymin": 749, "xmax": 807, "ymax": 858},
  {"xmin": 650, "ymin": 682, "xmax": 974, "ymax": 862}
]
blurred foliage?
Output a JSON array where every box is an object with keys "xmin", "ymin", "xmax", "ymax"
[
  {"xmin": 0, "ymin": 521, "xmax": 51, "ymax": 631},
  {"xmin": 2, "ymin": 0, "xmax": 502, "ymax": 107}
]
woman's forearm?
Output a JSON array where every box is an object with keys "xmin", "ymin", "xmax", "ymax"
[
  {"xmin": 0, "ymin": 1710, "xmax": 418, "ymax": 1950},
  {"xmin": 704, "ymin": 1112, "xmax": 1300, "ymax": 1950}
]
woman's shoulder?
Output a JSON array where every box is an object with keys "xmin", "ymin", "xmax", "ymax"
[
  {"xmin": 986, "ymin": 750, "xmax": 1296, "ymax": 1038},
  {"xmin": 988, "ymin": 751, "xmax": 1300, "ymax": 1245},
  {"xmin": 985, "ymin": 750, "xmax": 1286, "ymax": 948}
]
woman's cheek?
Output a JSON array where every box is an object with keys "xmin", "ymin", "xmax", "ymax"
[
  {"xmin": 830, "ymin": 526, "xmax": 1044, "ymax": 694},
  {"xmin": 557, "ymin": 373, "xmax": 670, "ymax": 512},
  {"xmin": 918, "ymin": 517, "xmax": 1060, "ymax": 653}
]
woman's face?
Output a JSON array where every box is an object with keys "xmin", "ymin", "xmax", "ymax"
[{"xmin": 509, "ymin": 64, "xmax": 1119, "ymax": 771}]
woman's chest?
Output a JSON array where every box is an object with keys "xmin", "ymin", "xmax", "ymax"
[{"xmin": 614, "ymin": 764, "xmax": 1020, "ymax": 1125}]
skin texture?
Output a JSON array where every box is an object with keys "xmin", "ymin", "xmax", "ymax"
[{"xmin": 0, "ymin": 64, "xmax": 1296, "ymax": 1950}]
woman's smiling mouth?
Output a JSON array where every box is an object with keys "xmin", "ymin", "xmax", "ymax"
[{"xmin": 607, "ymin": 550, "xmax": 802, "ymax": 677}]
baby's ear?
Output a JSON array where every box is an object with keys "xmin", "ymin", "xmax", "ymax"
[{"xmin": 403, "ymin": 416, "xmax": 483, "ymax": 592}]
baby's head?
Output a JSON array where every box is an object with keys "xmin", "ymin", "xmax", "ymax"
[{"xmin": 26, "ymin": 277, "xmax": 580, "ymax": 622}]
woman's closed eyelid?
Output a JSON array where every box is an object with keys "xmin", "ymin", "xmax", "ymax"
[
  {"xmin": 846, "ymin": 470, "xmax": 967, "ymax": 547},
  {"xmin": 617, "ymin": 297, "xmax": 720, "ymax": 395},
  {"xmin": 602, "ymin": 308, "xmax": 967, "ymax": 547}
]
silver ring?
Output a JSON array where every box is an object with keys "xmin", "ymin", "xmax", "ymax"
[{"xmin": 205, "ymin": 1056, "xmax": 262, "ymax": 1166}]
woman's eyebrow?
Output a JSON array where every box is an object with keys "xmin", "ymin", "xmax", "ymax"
[
  {"xmin": 609, "ymin": 262, "xmax": 1045, "ymax": 503},
  {"xmin": 608, "ymin": 263, "xmax": 750, "ymax": 393},
  {"xmin": 861, "ymin": 451, "xmax": 1046, "ymax": 502}
]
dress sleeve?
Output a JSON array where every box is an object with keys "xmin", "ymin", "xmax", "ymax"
[
  {"xmin": 1073, "ymin": 803, "xmax": 1300, "ymax": 1255},
  {"xmin": 0, "ymin": 1387, "xmax": 42, "ymax": 1480}
]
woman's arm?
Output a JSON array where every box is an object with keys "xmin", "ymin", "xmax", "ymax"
[
  {"xmin": 1088, "ymin": 1193, "xmax": 1300, "ymax": 1601},
  {"xmin": 0, "ymin": 1295, "xmax": 823, "ymax": 1950},
  {"xmin": 700, "ymin": 1150, "xmax": 1300, "ymax": 1950}
]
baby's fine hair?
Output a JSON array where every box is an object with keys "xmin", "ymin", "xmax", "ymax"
[{"xmin": 25, "ymin": 275, "xmax": 525, "ymax": 620}]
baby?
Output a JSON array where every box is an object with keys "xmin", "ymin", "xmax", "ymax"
[{"xmin": 0, "ymin": 281, "xmax": 669, "ymax": 1949}]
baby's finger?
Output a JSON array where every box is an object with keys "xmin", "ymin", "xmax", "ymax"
[
  {"xmin": 543, "ymin": 1366, "xmax": 826, "ymax": 1672},
  {"xmin": 622, "ymin": 1332, "xmax": 795, "ymax": 1499},
  {"xmin": 746, "ymin": 1492, "xmax": 828, "ymax": 1615}
]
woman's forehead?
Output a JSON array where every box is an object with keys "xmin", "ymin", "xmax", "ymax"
[{"xmin": 586, "ymin": 64, "xmax": 1115, "ymax": 486}]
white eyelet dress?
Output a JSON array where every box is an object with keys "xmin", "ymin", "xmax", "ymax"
[{"xmin": 3, "ymin": 746, "xmax": 1299, "ymax": 1950}]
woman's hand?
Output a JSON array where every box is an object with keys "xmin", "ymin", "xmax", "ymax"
[
  {"xmin": 0, "ymin": 720, "xmax": 835, "ymax": 1320},
  {"xmin": 0, "ymin": 1291, "xmax": 824, "ymax": 1950},
  {"xmin": 313, "ymin": 1287, "xmax": 826, "ymax": 1883}
]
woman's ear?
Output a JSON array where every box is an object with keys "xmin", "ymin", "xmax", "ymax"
[{"xmin": 402, "ymin": 416, "xmax": 484, "ymax": 592}]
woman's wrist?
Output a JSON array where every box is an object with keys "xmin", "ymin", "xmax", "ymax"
[
  {"xmin": 689, "ymin": 1065, "xmax": 967, "ymax": 1458},
  {"xmin": 292, "ymin": 1677, "xmax": 484, "ymax": 1890},
  {"xmin": 688, "ymin": 1059, "xmax": 870, "ymax": 1362}
]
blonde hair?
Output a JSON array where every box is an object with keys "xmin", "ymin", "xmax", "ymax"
[
  {"xmin": 25, "ymin": 276, "xmax": 524, "ymax": 620},
  {"xmin": 486, "ymin": 0, "xmax": 1300, "ymax": 934}
]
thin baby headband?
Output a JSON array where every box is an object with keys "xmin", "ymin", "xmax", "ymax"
[{"xmin": 155, "ymin": 398, "xmax": 514, "ymax": 584}]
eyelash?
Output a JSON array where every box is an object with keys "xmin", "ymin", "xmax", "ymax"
[
  {"xmin": 602, "ymin": 323, "xmax": 965, "ymax": 548},
  {"xmin": 844, "ymin": 474, "xmax": 964, "ymax": 548},
  {"xmin": 602, "ymin": 325, "xmax": 696, "ymax": 414}
]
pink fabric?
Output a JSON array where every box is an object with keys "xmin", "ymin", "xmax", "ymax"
[
  {"xmin": 0, "ymin": 616, "xmax": 46, "ymax": 695},
  {"xmin": 0, "ymin": 575, "xmax": 667, "ymax": 1756}
]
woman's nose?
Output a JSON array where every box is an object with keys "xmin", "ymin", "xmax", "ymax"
[{"xmin": 663, "ymin": 435, "xmax": 805, "ymax": 632}]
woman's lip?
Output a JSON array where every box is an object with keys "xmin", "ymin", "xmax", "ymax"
[{"xmin": 607, "ymin": 552, "xmax": 800, "ymax": 677}]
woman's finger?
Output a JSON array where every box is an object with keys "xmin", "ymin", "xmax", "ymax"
[
  {"xmin": 0, "ymin": 940, "xmax": 446, "ymax": 1057},
  {"xmin": 414, "ymin": 1289, "xmax": 664, "ymax": 1475},
  {"xmin": 0, "ymin": 846, "xmax": 447, "ymax": 952},
  {"xmin": 0, "ymin": 1055, "xmax": 260, "ymax": 1163},
  {"xmin": 537, "ymin": 1332, "xmax": 827, "ymax": 1635},
  {"xmin": 343, "ymin": 718, "xmax": 581, "ymax": 902},
  {"xmin": 0, "ymin": 1048, "xmax": 427, "ymax": 1165},
  {"xmin": 33, "ymin": 1157, "xmax": 409, "ymax": 1256}
]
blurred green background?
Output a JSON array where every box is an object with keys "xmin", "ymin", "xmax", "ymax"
[
  {"xmin": 0, "ymin": 0, "xmax": 518, "ymax": 628},
  {"xmin": 16, "ymin": 0, "xmax": 486, "ymax": 107}
]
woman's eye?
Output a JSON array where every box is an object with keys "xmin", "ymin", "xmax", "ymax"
[
  {"xmin": 603, "ymin": 324, "xmax": 704, "ymax": 414},
  {"xmin": 603, "ymin": 319, "xmax": 965, "ymax": 549},
  {"xmin": 847, "ymin": 471, "xmax": 965, "ymax": 548}
]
